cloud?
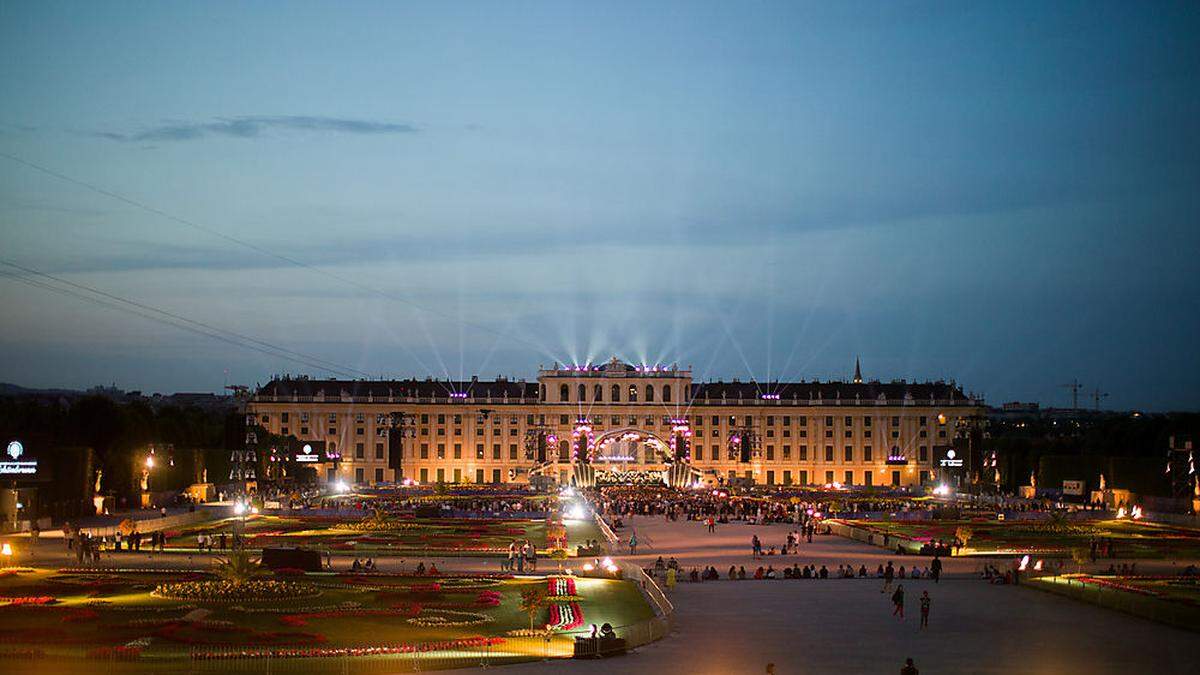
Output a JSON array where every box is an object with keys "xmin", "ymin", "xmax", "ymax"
[{"xmin": 96, "ymin": 116, "xmax": 419, "ymax": 142}]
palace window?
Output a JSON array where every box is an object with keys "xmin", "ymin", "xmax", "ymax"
[
  {"xmin": 375, "ymin": 443, "xmax": 384, "ymax": 459},
  {"xmin": 612, "ymin": 384, "xmax": 620, "ymax": 402},
  {"xmin": 355, "ymin": 443, "xmax": 364, "ymax": 459},
  {"xmin": 646, "ymin": 384, "xmax": 654, "ymax": 402},
  {"xmin": 662, "ymin": 385, "xmax": 671, "ymax": 402},
  {"xmin": 453, "ymin": 443, "xmax": 462, "ymax": 459},
  {"xmin": 476, "ymin": 444, "xmax": 484, "ymax": 459},
  {"xmin": 579, "ymin": 384, "xmax": 586, "ymax": 401},
  {"xmin": 560, "ymin": 384, "xmax": 569, "ymax": 401},
  {"xmin": 436, "ymin": 443, "xmax": 445, "ymax": 459},
  {"xmin": 628, "ymin": 385, "xmax": 638, "ymax": 402},
  {"xmin": 863, "ymin": 445, "xmax": 872, "ymax": 462},
  {"xmin": 825, "ymin": 446, "xmax": 834, "ymax": 462},
  {"xmin": 420, "ymin": 443, "xmax": 429, "ymax": 458},
  {"xmin": 844, "ymin": 445, "xmax": 853, "ymax": 462},
  {"xmin": 594, "ymin": 384, "xmax": 603, "ymax": 401}
]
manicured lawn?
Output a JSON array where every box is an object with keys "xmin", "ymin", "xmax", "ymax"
[
  {"xmin": 159, "ymin": 515, "xmax": 602, "ymax": 557},
  {"xmin": 0, "ymin": 565, "xmax": 654, "ymax": 672},
  {"xmin": 1026, "ymin": 574, "xmax": 1200, "ymax": 632},
  {"xmin": 839, "ymin": 518, "xmax": 1200, "ymax": 558}
]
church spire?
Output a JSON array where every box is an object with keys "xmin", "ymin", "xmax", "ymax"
[{"xmin": 853, "ymin": 357, "xmax": 863, "ymax": 384}]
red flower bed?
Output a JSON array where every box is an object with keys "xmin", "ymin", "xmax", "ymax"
[
  {"xmin": 153, "ymin": 620, "xmax": 327, "ymax": 646},
  {"xmin": 61, "ymin": 608, "xmax": 100, "ymax": 623},
  {"xmin": 548, "ymin": 602, "xmax": 583, "ymax": 631},
  {"xmin": 0, "ymin": 596, "xmax": 56, "ymax": 606},
  {"xmin": 191, "ymin": 636, "xmax": 506, "ymax": 660}
]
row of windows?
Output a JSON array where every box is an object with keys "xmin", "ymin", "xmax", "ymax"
[
  {"xmin": 329, "ymin": 466, "xmax": 935, "ymax": 487},
  {"xmin": 546, "ymin": 383, "xmax": 675, "ymax": 403},
  {"xmin": 269, "ymin": 412, "xmax": 950, "ymax": 428}
]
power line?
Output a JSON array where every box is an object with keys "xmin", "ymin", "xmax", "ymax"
[
  {"xmin": 0, "ymin": 151, "xmax": 558, "ymax": 367},
  {"xmin": 0, "ymin": 260, "xmax": 370, "ymax": 379}
]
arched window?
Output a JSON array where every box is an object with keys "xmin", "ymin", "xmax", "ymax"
[
  {"xmin": 559, "ymin": 383, "xmax": 569, "ymax": 401},
  {"xmin": 539, "ymin": 384, "xmax": 546, "ymax": 401},
  {"xmin": 629, "ymin": 385, "xmax": 638, "ymax": 402},
  {"xmin": 645, "ymin": 384, "xmax": 655, "ymax": 402},
  {"xmin": 578, "ymin": 384, "xmax": 586, "ymax": 401},
  {"xmin": 559, "ymin": 439, "xmax": 570, "ymax": 460},
  {"xmin": 594, "ymin": 384, "xmax": 603, "ymax": 401},
  {"xmin": 611, "ymin": 384, "xmax": 620, "ymax": 402},
  {"xmin": 662, "ymin": 385, "xmax": 672, "ymax": 402}
]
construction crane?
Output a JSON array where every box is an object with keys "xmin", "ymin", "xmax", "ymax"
[
  {"xmin": 1060, "ymin": 380, "xmax": 1083, "ymax": 409},
  {"xmin": 1091, "ymin": 388, "xmax": 1109, "ymax": 411}
]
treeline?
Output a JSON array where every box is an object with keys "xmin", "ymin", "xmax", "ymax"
[
  {"xmin": 0, "ymin": 395, "xmax": 243, "ymax": 503},
  {"xmin": 986, "ymin": 412, "xmax": 1200, "ymax": 495}
]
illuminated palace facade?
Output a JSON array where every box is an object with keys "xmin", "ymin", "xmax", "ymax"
[{"xmin": 245, "ymin": 358, "xmax": 985, "ymax": 488}]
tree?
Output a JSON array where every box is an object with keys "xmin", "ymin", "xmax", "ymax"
[
  {"xmin": 1071, "ymin": 547, "xmax": 1091, "ymax": 573},
  {"xmin": 549, "ymin": 547, "xmax": 569, "ymax": 572},
  {"xmin": 954, "ymin": 525, "xmax": 973, "ymax": 553},
  {"xmin": 519, "ymin": 586, "xmax": 547, "ymax": 631},
  {"xmin": 213, "ymin": 550, "xmax": 267, "ymax": 585}
]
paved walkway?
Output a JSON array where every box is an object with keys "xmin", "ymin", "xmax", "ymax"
[{"xmin": 454, "ymin": 515, "xmax": 1198, "ymax": 674}]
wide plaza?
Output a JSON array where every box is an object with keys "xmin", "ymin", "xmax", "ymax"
[{"xmin": 1, "ymin": 485, "xmax": 1198, "ymax": 674}]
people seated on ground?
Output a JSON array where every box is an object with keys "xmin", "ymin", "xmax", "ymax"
[
  {"xmin": 364, "ymin": 558, "xmax": 376, "ymax": 572},
  {"xmin": 729, "ymin": 565, "xmax": 738, "ymax": 580},
  {"xmin": 690, "ymin": 567, "xmax": 700, "ymax": 582},
  {"xmin": 754, "ymin": 566, "xmax": 765, "ymax": 580},
  {"xmin": 414, "ymin": 562, "xmax": 426, "ymax": 575},
  {"xmin": 599, "ymin": 623, "xmax": 616, "ymax": 640},
  {"xmin": 352, "ymin": 558, "xmax": 363, "ymax": 572},
  {"xmin": 738, "ymin": 566, "xmax": 747, "ymax": 580},
  {"xmin": 898, "ymin": 566, "xmax": 906, "ymax": 579},
  {"xmin": 765, "ymin": 565, "xmax": 776, "ymax": 579},
  {"xmin": 803, "ymin": 565, "xmax": 813, "ymax": 579},
  {"xmin": 859, "ymin": 565, "xmax": 868, "ymax": 578},
  {"xmin": 819, "ymin": 565, "xmax": 829, "ymax": 579},
  {"xmin": 876, "ymin": 564, "xmax": 885, "ymax": 578},
  {"xmin": 792, "ymin": 564, "xmax": 802, "ymax": 579},
  {"xmin": 784, "ymin": 566, "xmax": 794, "ymax": 579},
  {"xmin": 766, "ymin": 546, "xmax": 777, "ymax": 556}
]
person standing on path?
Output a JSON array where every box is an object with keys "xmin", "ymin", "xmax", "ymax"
[
  {"xmin": 628, "ymin": 530, "xmax": 638, "ymax": 555},
  {"xmin": 751, "ymin": 534, "xmax": 762, "ymax": 558},
  {"xmin": 882, "ymin": 561, "xmax": 895, "ymax": 593},
  {"xmin": 892, "ymin": 584, "xmax": 905, "ymax": 619},
  {"xmin": 919, "ymin": 591, "xmax": 931, "ymax": 628},
  {"xmin": 931, "ymin": 556, "xmax": 942, "ymax": 583}
]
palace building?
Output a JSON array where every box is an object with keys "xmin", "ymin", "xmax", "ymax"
[{"xmin": 244, "ymin": 357, "xmax": 985, "ymax": 488}]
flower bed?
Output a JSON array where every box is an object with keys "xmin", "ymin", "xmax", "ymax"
[
  {"xmin": 0, "ymin": 596, "xmax": 56, "ymax": 606},
  {"xmin": 548, "ymin": 576, "xmax": 577, "ymax": 597},
  {"xmin": 548, "ymin": 601, "xmax": 584, "ymax": 631},
  {"xmin": 190, "ymin": 636, "xmax": 506, "ymax": 660},
  {"xmin": 153, "ymin": 580, "xmax": 320, "ymax": 602}
]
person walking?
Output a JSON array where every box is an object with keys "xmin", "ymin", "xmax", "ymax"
[
  {"xmin": 931, "ymin": 555, "xmax": 942, "ymax": 584},
  {"xmin": 882, "ymin": 561, "xmax": 895, "ymax": 593},
  {"xmin": 919, "ymin": 591, "xmax": 931, "ymax": 628},
  {"xmin": 891, "ymin": 584, "xmax": 905, "ymax": 619}
]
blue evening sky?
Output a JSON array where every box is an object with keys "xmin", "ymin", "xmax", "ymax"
[{"xmin": 1, "ymin": 1, "xmax": 1197, "ymax": 410}]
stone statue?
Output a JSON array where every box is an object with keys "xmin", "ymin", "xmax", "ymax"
[
  {"xmin": 140, "ymin": 469, "xmax": 150, "ymax": 492},
  {"xmin": 1099, "ymin": 473, "xmax": 1106, "ymax": 491},
  {"xmin": 202, "ymin": 468, "xmax": 208, "ymax": 483},
  {"xmin": 93, "ymin": 469, "xmax": 103, "ymax": 494},
  {"xmin": 1030, "ymin": 471, "xmax": 1036, "ymax": 489}
]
